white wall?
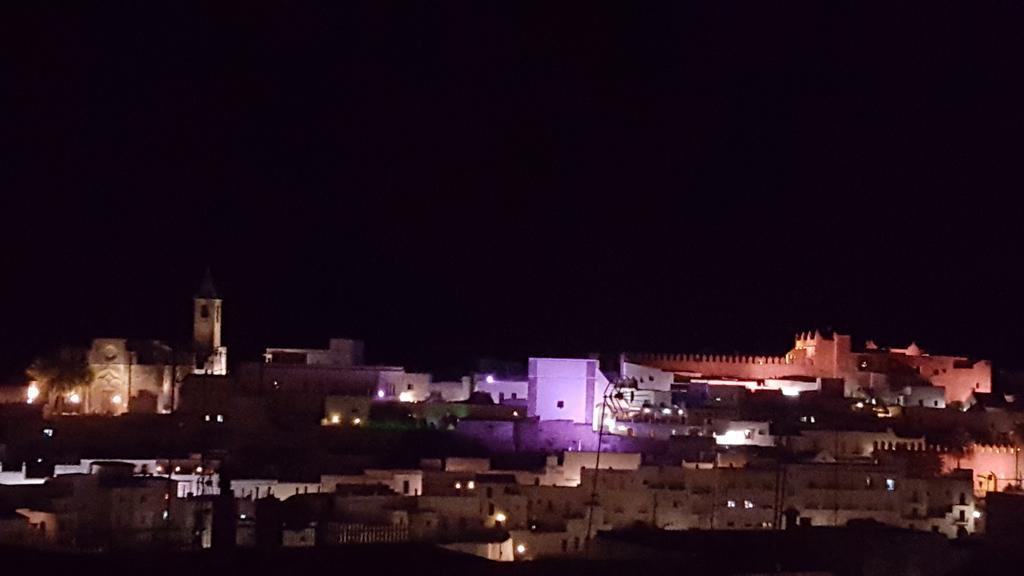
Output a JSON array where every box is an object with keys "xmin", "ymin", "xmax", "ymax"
[
  {"xmin": 712, "ymin": 420, "xmax": 774, "ymax": 446},
  {"xmin": 529, "ymin": 358, "xmax": 604, "ymax": 424},
  {"xmin": 475, "ymin": 377, "xmax": 529, "ymax": 404},
  {"xmin": 620, "ymin": 362, "xmax": 674, "ymax": 392}
]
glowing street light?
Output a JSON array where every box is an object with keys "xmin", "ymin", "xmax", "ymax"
[
  {"xmin": 353, "ymin": 418, "xmax": 362, "ymax": 425},
  {"xmin": 377, "ymin": 390, "xmax": 386, "ymax": 399},
  {"xmin": 111, "ymin": 394, "xmax": 123, "ymax": 405},
  {"xmin": 68, "ymin": 392, "xmax": 82, "ymax": 404},
  {"xmin": 330, "ymin": 414, "xmax": 341, "ymax": 424},
  {"xmin": 26, "ymin": 384, "xmax": 39, "ymax": 404},
  {"xmin": 515, "ymin": 543, "xmax": 526, "ymax": 555},
  {"xmin": 485, "ymin": 375, "xmax": 495, "ymax": 384},
  {"xmin": 495, "ymin": 513, "xmax": 507, "ymax": 523}
]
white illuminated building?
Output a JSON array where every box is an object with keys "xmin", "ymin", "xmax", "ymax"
[
  {"xmin": 0, "ymin": 463, "xmax": 45, "ymax": 486},
  {"xmin": 711, "ymin": 420, "xmax": 774, "ymax": 446}
]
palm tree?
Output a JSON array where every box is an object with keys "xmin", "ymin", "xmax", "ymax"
[{"xmin": 26, "ymin": 348, "xmax": 93, "ymax": 401}]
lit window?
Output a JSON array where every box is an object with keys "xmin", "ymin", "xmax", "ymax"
[
  {"xmin": 557, "ymin": 401, "xmax": 564, "ymax": 409},
  {"xmin": 886, "ymin": 478, "xmax": 896, "ymax": 491},
  {"xmin": 216, "ymin": 414, "xmax": 224, "ymax": 423},
  {"xmin": 467, "ymin": 481, "xmax": 475, "ymax": 490},
  {"xmin": 42, "ymin": 428, "xmax": 54, "ymax": 438},
  {"xmin": 744, "ymin": 500, "xmax": 754, "ymax": 509},
  {"xmin": 727, "ymin": 500, "xmax": 736, "ymax": 508}
]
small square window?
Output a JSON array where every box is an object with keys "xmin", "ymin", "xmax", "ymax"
[{"xmin": 557, "ymin": 401, "xmax": 564, "ymax": 409}]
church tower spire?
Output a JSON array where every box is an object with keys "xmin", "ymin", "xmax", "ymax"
[{"xmin": 193, "ymin": 269, "xmax": 227, "ymax": 374}]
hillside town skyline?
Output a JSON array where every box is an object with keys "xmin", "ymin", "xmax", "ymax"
[
  {"xmin": 9, "ymin": 2, "xmax": 1024, "ymax": 573},
  {"xmin": 3, "ymin": 270, "xmax": 1024, "ymax": 571}
]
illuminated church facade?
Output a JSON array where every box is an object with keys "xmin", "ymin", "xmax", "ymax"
[{"xmin": 56, "ymin": 273, "xmax": 227, "ymax": 415}]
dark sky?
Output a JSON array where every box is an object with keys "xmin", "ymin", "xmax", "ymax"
[{"xmin": 4, "ymin": 3, "xmax": 1024, "ymax": 382}]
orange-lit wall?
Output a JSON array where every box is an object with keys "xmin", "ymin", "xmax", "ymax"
[
  {"xmin": 941, "ymin": 444, "xmax": 1022, "ymax": 496},
  {"xmin": 629, "ymin": 332, "xmax": 990, "ymax": 404}
]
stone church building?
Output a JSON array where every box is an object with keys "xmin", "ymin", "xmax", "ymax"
[{"xmin": 66, "ymin": 273, "xmax": 228, "ymax": 415}]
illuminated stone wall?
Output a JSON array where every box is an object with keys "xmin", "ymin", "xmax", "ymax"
[{"xmin": 627, "ymin": 331, "xmax": 991, "ymax": 404}]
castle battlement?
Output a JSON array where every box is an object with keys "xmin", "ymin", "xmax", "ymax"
[{"xmin": 631, "ymin": 352, "xmax": 794, "ymax": 366}]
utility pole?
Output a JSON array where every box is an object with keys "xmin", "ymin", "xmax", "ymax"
[{"xmin": 585, "ymin": 379, "xmax": 619, "ymax": 558}]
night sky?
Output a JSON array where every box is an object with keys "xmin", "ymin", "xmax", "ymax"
[{"xmin": 5, "ymin": 4, "xmax": 1024, "ymax": 383}]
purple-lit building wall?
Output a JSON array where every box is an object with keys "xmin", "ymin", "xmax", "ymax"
[
  {"xmin": 453, "ymin": 418, "xmax": 716, "ymax": 465},
  {"xmin": 528, "ymin": 358, "xmax": 603, "ymax": 425}
]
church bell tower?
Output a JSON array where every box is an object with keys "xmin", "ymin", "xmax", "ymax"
[{"xmin": 194, "ymin": 269, "xmax": 227, "ymax": 374}]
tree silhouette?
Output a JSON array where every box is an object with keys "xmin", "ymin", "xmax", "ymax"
[{"xmin": 26, "ymin": 348, "xmax": 93, "ymax": 399}]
